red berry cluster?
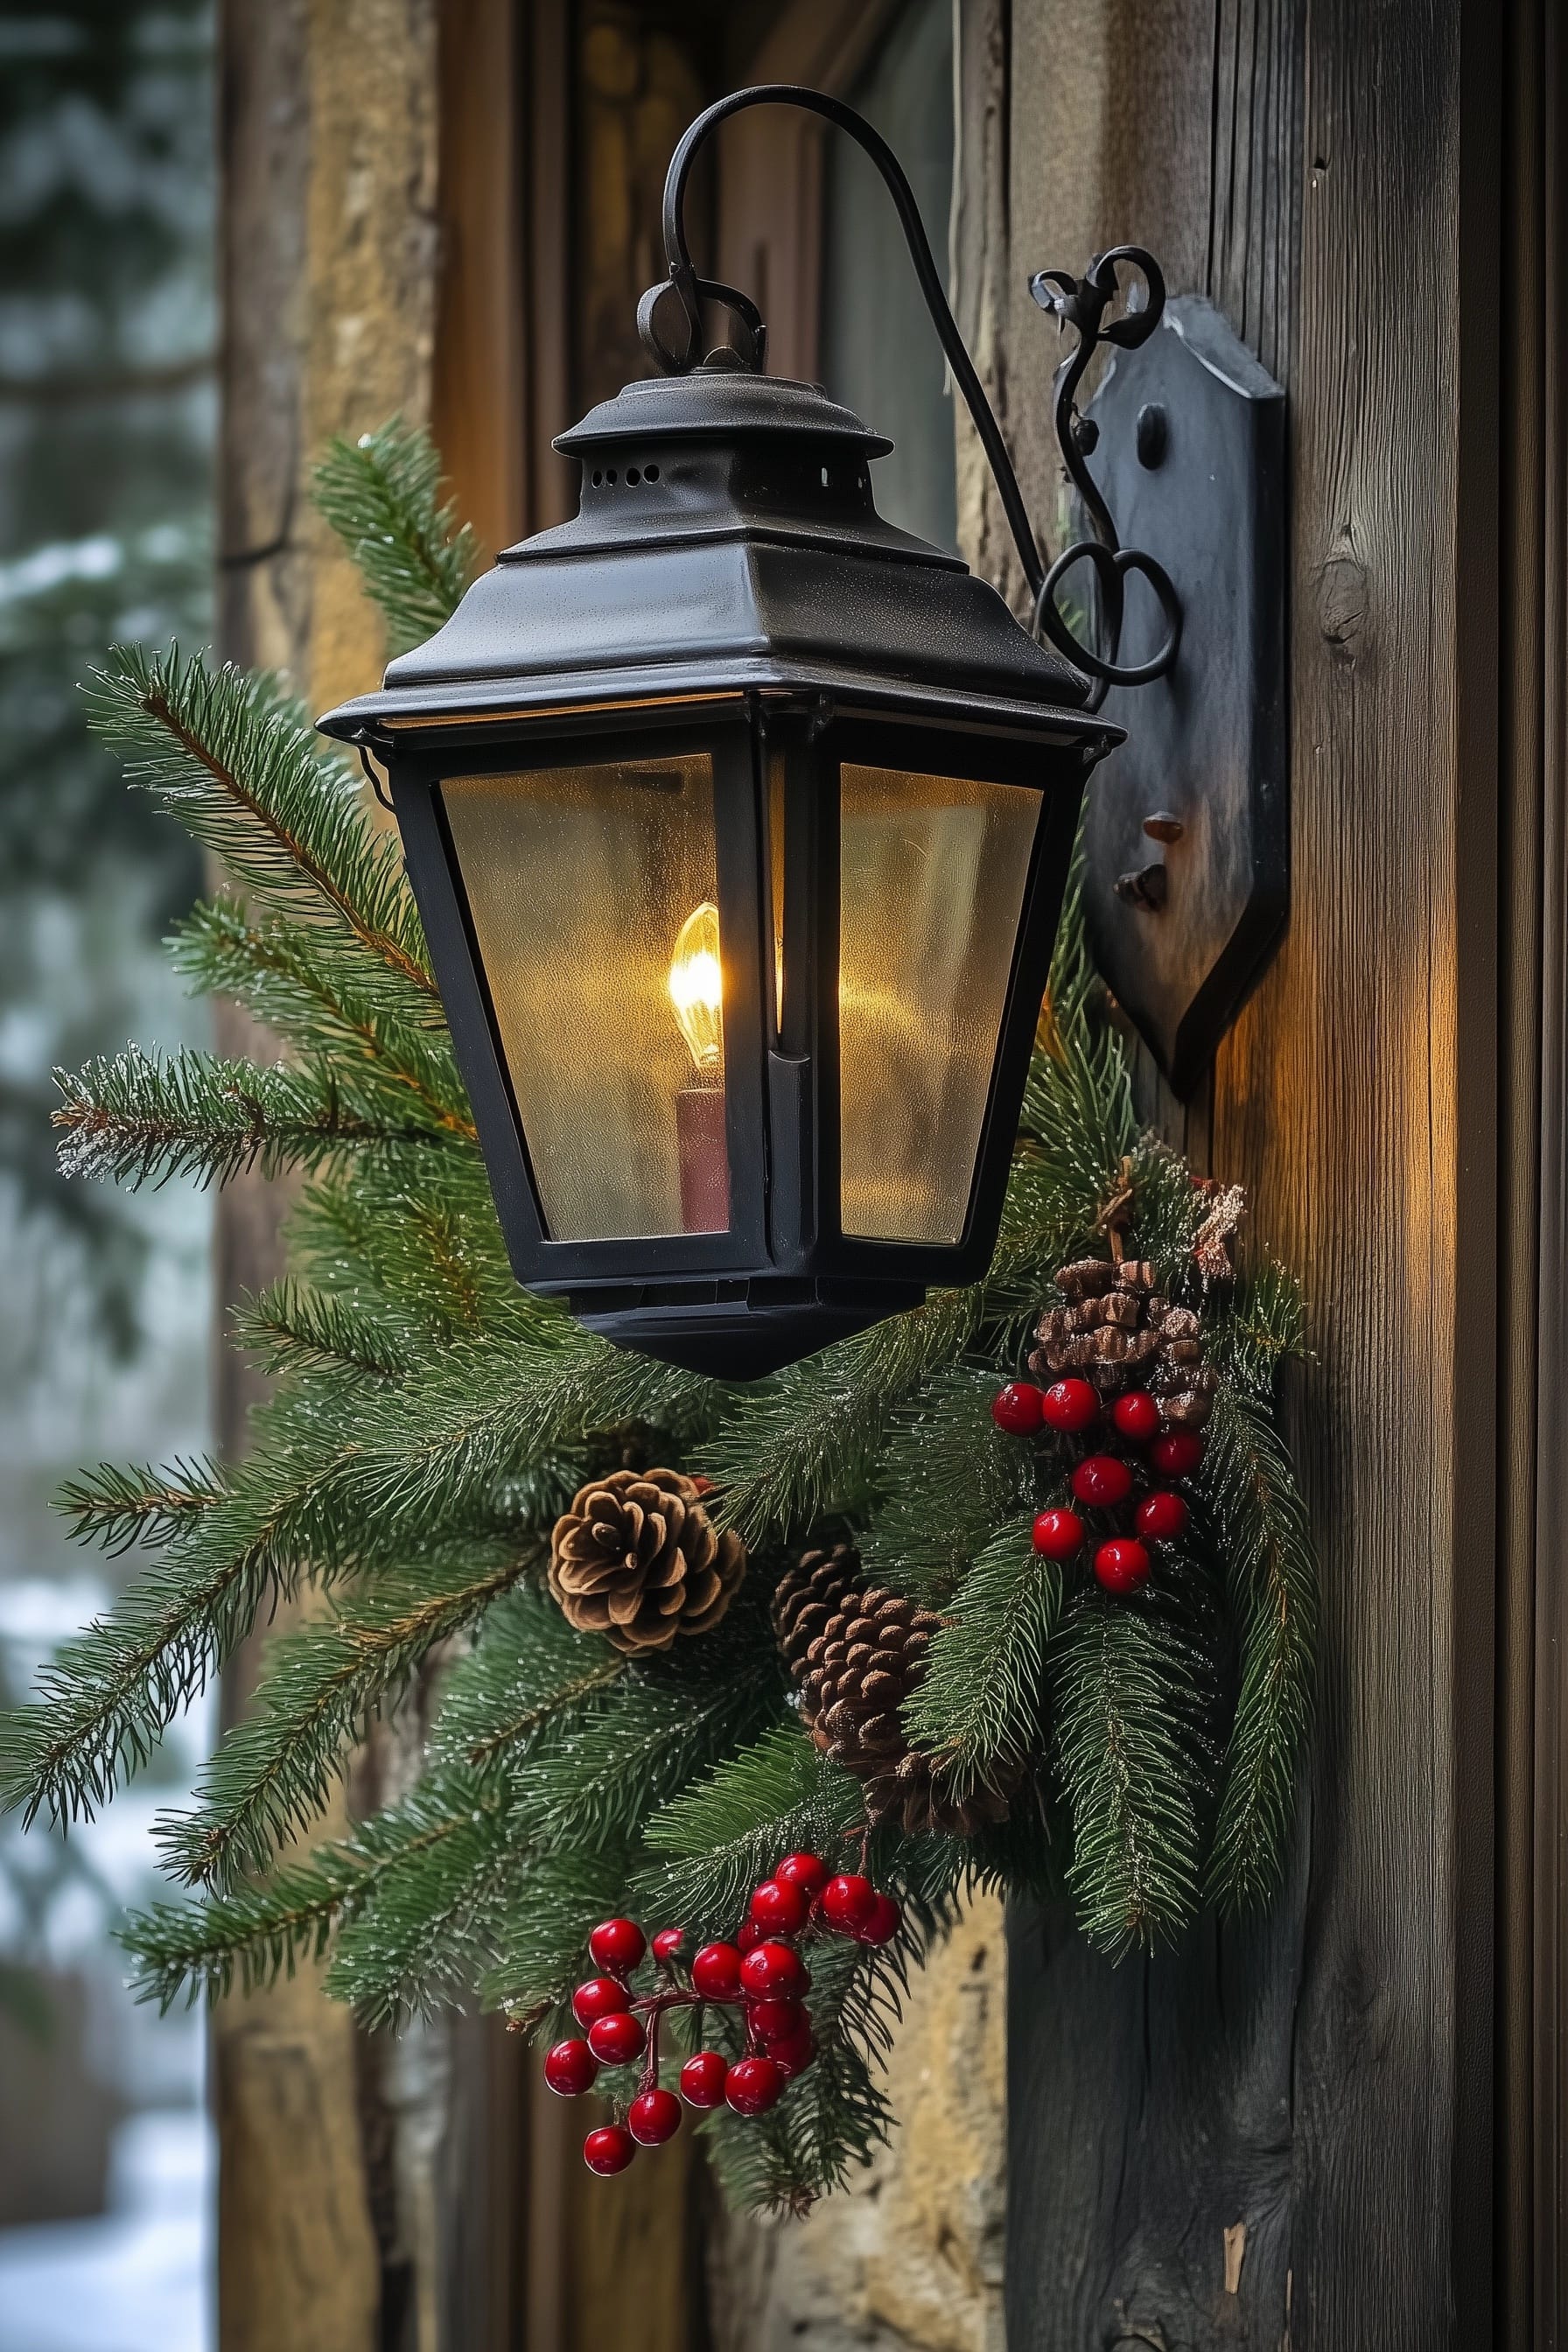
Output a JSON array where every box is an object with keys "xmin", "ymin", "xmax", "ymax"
[
  {"xmin": 991, "ymin": 1376, "xmax": 1204, "ymax": 1597},
  {"xmin": 544, "ymin": 1855, "xmax": 902, "ymax": 2176}
]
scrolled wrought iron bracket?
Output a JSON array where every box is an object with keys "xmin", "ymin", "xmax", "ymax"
[
  {"xmin": 1028, "ymin": 248, "xmax": 1184, "ymax": 713},
  {"xmin": 636, "ymin": 87, "xmax": 1185, "ymax": 717}
]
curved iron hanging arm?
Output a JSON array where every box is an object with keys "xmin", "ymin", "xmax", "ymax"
[
  {"xmin": 635, "ymin": 82, "xmax": 1046, "ymax": 601},
  {"xmin": 635, "ymin": 86, "xmax": 1181, "ymax": 704}
]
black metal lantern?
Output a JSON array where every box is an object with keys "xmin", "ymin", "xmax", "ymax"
[{"xmin": 318, "ymin": 85, "xmax": 1255, "ymax": 1379}]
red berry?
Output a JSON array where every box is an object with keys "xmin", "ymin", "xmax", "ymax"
[
  {"xmin": 1136, "ymin": 1489, "xmax": 1190, "ymax": 1542},
  {"xmin": 1070, "ymin": 1453, "xmax": 1134, "ymax": 1508},
  {"xmin": 1032, "ymin": 1507, "xmax": 1085, "ymax": 1561},
  {"xmin": 820, "ymin": 1873, "xmax": 877, "ymax": 1934},
  {"xmin": 690, "ymin": 1942, "xmax": 743, "ymax": 1999},
  {"xmin": 584, "ymin": 2124, "xmax": 636, "ymax": 2176},
  {"xmin": 724, "ymin": 2055, "xmax": 784, "ymax": 2116},
  {"xmin": 651, "ymin": 1928, "xmax": 684, "ymax": 1964},
  {"xmin": 1150, "ymin": 1430, "xmax": 1205, "ymax": 1479},
  {"xmin": 771, "ymin": 2022, "xmax": 816, "ymax": 2080},
  {"xmin": 856, "ymin": 1893, "xmax": 903, "ymax": 1947},
  {"xmin": 1111, "ymin": 1390, "xmax": 1161, "ymax": 1443},
  {"xmin": 679, "ymin": 2051, "xmax": 729, "ymax": 2109},
  {"xmin": 748, "ymin": 1995, "xmax": 808, "ymax": 2044},
  {"xmin": 748, "ymin": 1879, "xmax": 809, "ymax": 1936},
  {"xmin": 1095, "ymin": 1537, "xmax": 1152, "ymax": 1595},
  {"xmin": 774, "ymin": 1852, "xmax": 828, "ymax": 1894},
  {"xmin": 990, "ymin": 1381, "xmax": 1045, "ymax": 1436},
  {"xmin": 739, "ymin": 1940, "xmax": 808, "ymax": 1997},
  {"xmin": 627, "ymin": 2087, "xmax": 682, "ymax": 2146},
  {"xmin": 542, "ymin": 2038, "xmax": 598, "ymax": 2097},
  {"xmin": 735, "ymin": 1919, "xmax": 765, "ymax": 1952},
  {"xmin": 588, "ymin": 1917, "xmax": 646, "ymax": 1975},
  {"xmin": 587, "ymin": 2010, "xmax": 646, "ymax": 2066},
  {"xmin": 572, "ymin": 1975, "xmax": 631, "ymax": 2029},
  {"xmin": 1040, "ymin": 1378, "xmax": 1100, "ymax": 1434}
]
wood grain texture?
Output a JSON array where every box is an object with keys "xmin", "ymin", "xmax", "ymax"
[
  {"xmin": 986, "ymin": 0, "xmax": 1508, "ymax": 2342},
  {"xmin": 1505, "ymin": 7, "xmax": 1568, "ymax": 2346}
]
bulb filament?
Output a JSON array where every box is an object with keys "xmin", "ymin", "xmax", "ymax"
[{"xmin": 668, "ymin": 900, "xmax": 724, "ymax": 1077}]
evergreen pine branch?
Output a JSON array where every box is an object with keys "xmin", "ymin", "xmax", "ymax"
[
  {"xmin": 1051, "ymin": 1578, "xmax": 1216, "ymax": 1956},
  {"xmin": 120, "ymin": 1770, "xmax": 494, "ymax": 2010},
  {"xmin": 287, "ymin": 1151, "xmax": 519, "ymax": 1340},
  {"xmin": 1127, "ymin": 1137, "xmax": 1208, "ymax": 1287},
  {"xmin": 322, "ymin": 1790, "xmax": 524, "ymax": 2029},
  {"xmin": 171, "ymin": 898, "xmax": 474, "ymax": 1140},
  {"xmin": 700, "ymin": 1934, "xmax": 901, "ymax": 2215},
  {"xmin": 858, "ymin": 1368, "xmax": 1034, "ymax": 1598},
  {"xmin": 159, "ymin": 1550, "xmax": 536, "ymax": 1891},
  {"xmin": 85, "ymin": 642, "xmax": 438, "ymax": 1012},
  {"xmin": 480, "ymin": 1847, "xmax": 639, "ymax": 2026},
  {"xmin": 312, "ymin": 419, "xmax": 478, "ymax": 656},
  {"xmin": 430, "ymin": 1588, "xmax": 627, "ymax": 1776},
  {"xmin": 55, "ymin": 1457, "xmax": 226, "ymax": 1556},
  {"xmin": 702, "ymin": 1344, "xmax": 892, "ymax": 1544},
  {"xmin": 635, "ymin": 1725, "xmax": 858, "ymax": 1938},
  {"xmin": 54, "ymin": 1047, "xmax": 458, "ymax": 1189},
  {"xmin": 1207, "ymin": 1263, "xmax": 1311, "ymax": 1398},
  {"xmin": 506, "ymin": 1605, "xmax": 782, "ymax": 1858},
  {"xmin": 1018, "ymin": 877, "xmax": 1138, "ymax": 1195},
  {"xmin": 1202, "ymin": 1382, "xmax": 1318, "ymax": 1912},
  {"xmin": 1, "ymin": 1449, "xmax": 367, "ymax": 1826},
  {"xmin": 902, "ymin": 1516, "xmax": 1058, "ymax": 1801},
  {"xmin": 232, "ymin": 1278, "xmax": 416, "ymax": 1384},
  {"xmin": 4, "ymin": 1328, "xmax": 710, "ymax": 1830}
]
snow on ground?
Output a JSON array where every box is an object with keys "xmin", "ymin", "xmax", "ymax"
[{"xmin": 0, "ymin": 2107, "xmax": 212, "ymax": 2352}]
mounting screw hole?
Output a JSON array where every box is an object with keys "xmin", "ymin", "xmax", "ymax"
[
  {"xmin": 626, "ymin": 466, "xmax": 640, "ymax": 486},
  {"xmin": 591, "ymin": 470, "xmax": 602, "ymax": 486},
  {"xmin": 1136, "ymin": 403, "xmax": 1168, "ymax": 469},
  {"xmin": 645, "ymin": 463, "xmax": 660, "ymax": 482}
]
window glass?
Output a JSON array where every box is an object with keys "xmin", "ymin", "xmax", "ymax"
[
  {"xmin": 821, "ymin": 0, "xmax": 957, "ymax": 553},
  {"xmin": 838, "ymin": 763, "xmax": 1041, "ymax": 1243},
  {"xmin": 442, "ymin": 753, "xmax": 730, "ymax": 1240}
]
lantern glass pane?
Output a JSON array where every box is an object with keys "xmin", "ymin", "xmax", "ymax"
[
  {"xmin": 838, "ymin": 763, "xmax": 1041, "ymax": 1244},
  {"xmin": 440, "ymin": 752, "xmax": 730, "ymax": 1241}
]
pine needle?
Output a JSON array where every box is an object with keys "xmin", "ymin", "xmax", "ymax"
[
  {"xmin": 54, "ymin": 1047, "xmax": 458, "ymax": 1189},
  {"xmin": 312, "ymin": 418, "xmax": 479, "ymax": 657},
  {"xmin": 1202, "ymin": 1383, "xmax": 1319, "ymax": 1911},
  {"xmin": 85, "ymin": 643, "xmax": 438, "ymax": 1012},
  {"xmin": 159, "ymin": 1549, "xmax": 538, "ymax": 1891},
  {"xmin": 56, "ymin": 1457, "xmax": 227, "ymax": 1556},
  {"xmin": 121, "ymin": 1770, "xmax": 496, "ymax": 2010},
  {"xmin": 902, "ymin": 1516, "xmax": 1059, "ymax": 1801},
  {"xmin": 1051, "ymin": 1576, "xmax": 1218, "ymax": 1956}
]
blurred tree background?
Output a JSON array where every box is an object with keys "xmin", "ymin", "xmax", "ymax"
[{"xmin": 0, "ymin": 0, "xmax": 216, "ymax": 2300}]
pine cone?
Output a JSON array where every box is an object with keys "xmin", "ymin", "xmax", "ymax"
[
  {"xmin": 1029, "ymin": 1255, "xmax": 1218, "ymax": 1427},
  {"xmin": 772, "ymin": 1545, "xmax": 1012, "ymax": 1838},
  {"xmin": 548, "ymin": 1468, "xmax": 746, "ymax": 1655}
]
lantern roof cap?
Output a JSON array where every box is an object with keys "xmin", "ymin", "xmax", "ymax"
[
  {"xmin": 318, "ymin": 369, "xmax": 1118, "ymax": 749},
  {"xmin": 551, "ymin": 366, "xmax": 893, "ymax": 461}
]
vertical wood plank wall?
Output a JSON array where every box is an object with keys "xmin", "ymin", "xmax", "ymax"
[{"xmin": 976, "ymin": 2, "xmax": 1518, "ymax": 2343}]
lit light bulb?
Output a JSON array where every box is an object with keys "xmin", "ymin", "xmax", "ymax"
[{"xmin": 668, "ymin": 900, "xmax": 724, "ymax": 1076}]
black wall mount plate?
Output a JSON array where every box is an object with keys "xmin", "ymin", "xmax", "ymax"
[{"xmin": 1080, "ymin": 297, "xmax": 1287, "ymax": 1096}]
